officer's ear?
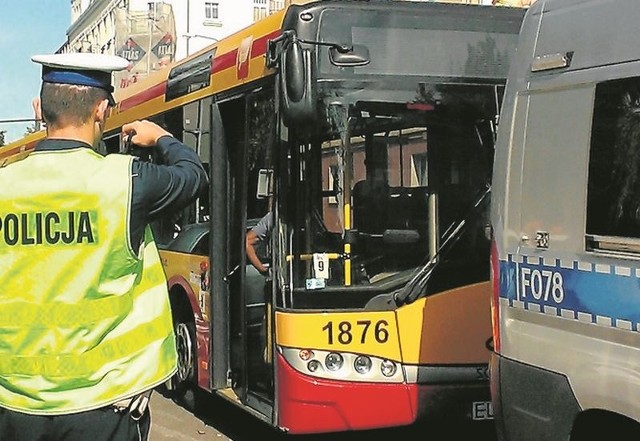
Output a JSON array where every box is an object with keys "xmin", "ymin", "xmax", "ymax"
[
  {"xmin": 32, "ymin": 97, "xmax": 42, "ymax": 121},
  {"xmin": 95, "ymin": 98, "xmax": 110, "ymax": 123}
]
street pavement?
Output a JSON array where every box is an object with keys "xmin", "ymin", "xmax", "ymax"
[
  {"xmin": 149, "ymin": 390, "xmax": 231, "ymax": 441},
  {"xmin": 147, "ymin": 388, "xmax": 499, "ymax": 441}
]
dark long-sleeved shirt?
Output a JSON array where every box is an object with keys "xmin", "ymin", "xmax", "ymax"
[{"xmin": 34, "ymin": 136, "xmax": 208, "ymax": 250}]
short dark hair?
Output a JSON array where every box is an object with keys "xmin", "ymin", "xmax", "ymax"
[{"xmin": 40, "ymin": 82, "xmax": 109, "ymax": 129}]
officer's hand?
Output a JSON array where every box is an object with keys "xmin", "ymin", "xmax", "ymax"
[{"xmin": 122, "ymin": 120, "xmax": 172, "ymax": 148}]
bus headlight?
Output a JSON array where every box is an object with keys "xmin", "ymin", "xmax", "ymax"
[
  {"xmin": 380, "ymin": 359, "xmax": 397, "ymax": 377},
  {"xmin": 354, "ymin": 355, "xmax": 372, "ymax": 374},
  {"xmin": 308, "ymin": 360, "xmax": 321, "ymax": 372},
  {"xmin": 299, "ymin": 349, "xmax": 314, "ymax": 361},
  {"xmin": 325, "ymin": 352, "xmax": 344, "ymax": 371},
  {"xmin": 279, "ymin": 347, "xmax": 405, "ymax": 383}
]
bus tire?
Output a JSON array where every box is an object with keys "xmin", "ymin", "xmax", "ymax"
[{"xmin": 171, "ymin": 317, "xmax": 197, "ymax": 411}]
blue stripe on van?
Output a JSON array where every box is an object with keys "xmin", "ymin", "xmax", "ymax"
[{"xmin": 499, "ymin": 255, "xmax": 640, "ymax": 331}]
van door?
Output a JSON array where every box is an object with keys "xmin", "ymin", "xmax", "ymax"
[{"xmin": 516, "ymin": 87, "xmax": 593, "ymax": 258}]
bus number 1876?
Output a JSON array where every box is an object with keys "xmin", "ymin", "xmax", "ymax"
[{"xmin": 322, "ymin": 320, "xmax": 389, "ymax": 345}]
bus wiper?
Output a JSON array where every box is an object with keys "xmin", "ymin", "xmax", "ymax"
[{"xmin": 394, "ymin": 184, "xmax": 491, "ymax": 306}]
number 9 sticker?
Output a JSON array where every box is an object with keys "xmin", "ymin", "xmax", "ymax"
[{"xmin": 313, "ymin": 253, "xmax": 329, "ymax": 279}]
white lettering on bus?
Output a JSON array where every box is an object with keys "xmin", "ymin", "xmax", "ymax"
[
  {"xmin": 472, "ymin": 401, "xmax": 494, "ymax": 421},
  {"xmin": 520, "ymin": 267, "xmax": 564, "ymax": 303}
]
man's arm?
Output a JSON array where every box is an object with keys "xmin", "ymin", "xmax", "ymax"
[
  {"xmin": 123, "ymin": 120, "xmax": 208, "ymax": 247},
  {"xmin": 134, "ymin": 135, "xmax": 208, "ymax": 219},
  {"xmin": 246, "ymin": 230, "xmax": 268, "ymax": 274}
]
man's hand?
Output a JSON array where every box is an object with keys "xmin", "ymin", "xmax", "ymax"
[{"xmin": 122, "ymin": 120, "xmax": 172, "ymax": 147}]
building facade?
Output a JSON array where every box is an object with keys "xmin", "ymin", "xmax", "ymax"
[{"xmin": 64, "ymin": 0, "xmax": 296, "ymax": 90}]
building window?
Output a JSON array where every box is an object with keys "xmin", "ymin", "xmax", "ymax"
[
  {"xmin": 411, "ymin": 153, "xmax": 428, "ymax": 187},
  {"xmin": 270, "ymin": 0, "xmax": 285, "ymax": 11},
  {"xmin": 327, "ymin": 165, "xmax": 339, "ymax": 205},
  {"xmin": 147, "ymin": 2, "xmax": 160, "ymax": 19},
  {"xmin": 253, "ymin": 0, "xmax": 268, "ymax": 21},
  {"xmin": 253, "ymin": 7, "xmax": 268, "ymax": 21},
  {"xmin": 205, "ymin": 2, "xmax": 219, "ymax": 20},
  {"xmin": 269, "ymin": 0, "xmax": 284, "ymax": 14}
]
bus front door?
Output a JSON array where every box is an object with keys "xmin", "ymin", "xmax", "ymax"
[{"xmin": 222, "ymin": 88, "xmax": 275, "ymax": 418}]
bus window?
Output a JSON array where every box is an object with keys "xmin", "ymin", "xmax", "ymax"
[
  {"xmin": 101, "ymin": 132, "xmax": 121, "ymax": 155},
  {"xmin": 282, "ymin": 86, "xmax": 494, "ymax": 296},
  {"xmin": 149, "ymin": 100, "xmax": 212, "ymax": 244},
  {"xmin": 246, "ymin": 91, "xmax": 275, "ymax": 221}
]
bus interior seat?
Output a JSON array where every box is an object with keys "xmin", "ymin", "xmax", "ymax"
[
  {"xmin": 352, "ymin": 180, "xmax": 391, "ymax": 235},
  {"xmin": 352, "ymin": 181, "xmax": 429, "ymax": 256}
]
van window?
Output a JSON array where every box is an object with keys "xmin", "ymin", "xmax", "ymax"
[{"xmin": 587, "ymin": 76, "xmax": 640, "ymax": 243}]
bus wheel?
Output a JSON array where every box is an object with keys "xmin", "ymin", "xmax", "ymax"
[{"xmin": 172, "ymin": 319, "xmax": 197, "ymax": 410}]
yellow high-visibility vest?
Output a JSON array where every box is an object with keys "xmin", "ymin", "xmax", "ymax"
[{"xmin": 0, "ymin": 147, "xmax": 177, "ymax": 414}]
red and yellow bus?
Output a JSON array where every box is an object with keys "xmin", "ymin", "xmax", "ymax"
[{"xmin": 1, "ymin": 0, "xmax": 525, "ymax": 434}]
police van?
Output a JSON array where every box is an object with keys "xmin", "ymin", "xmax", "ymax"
[{"xmin": 490, "ymin": 0, "xmax": 640, "ymax": 439}]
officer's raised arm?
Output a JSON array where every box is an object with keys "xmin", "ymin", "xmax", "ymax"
[{"xmin": 122, "ymin": 120, "xmax": 171, "ymax": 148}]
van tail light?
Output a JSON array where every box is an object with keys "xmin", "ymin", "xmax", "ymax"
[{"xmin": 490, "ymin": 238, "xmax": 501, "ymax": 353}]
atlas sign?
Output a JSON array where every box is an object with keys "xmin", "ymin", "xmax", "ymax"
[{"xmin": 117, "ymin": 38, "xmax": 146, "ymax": 63}]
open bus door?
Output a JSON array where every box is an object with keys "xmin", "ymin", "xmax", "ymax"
[{"xmin": 215, "ymin": 86, "xmax": 276, "ymax": 417}]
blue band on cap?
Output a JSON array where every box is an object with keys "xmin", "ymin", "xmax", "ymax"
[{"xmin": 43, "ymin": 70, "xmax": 114, "ymax": 93}]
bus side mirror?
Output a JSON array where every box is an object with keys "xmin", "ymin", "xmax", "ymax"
[
  {"xmin": 280, "ymin": 37, "xmax": 316, "ymax": 126},
  {"xmin": 329, "ymin": 44, "xmax": 370, "ymax": 67}
]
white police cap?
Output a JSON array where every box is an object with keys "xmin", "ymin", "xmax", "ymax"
[{"xmin": 32, "ymin": 53, "xmax": 129, "ymax": 105}]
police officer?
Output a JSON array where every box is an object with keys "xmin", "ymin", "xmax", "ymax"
[{"xmin": 0, "ymin": 53, "xmax": 208, "ymax": 440}]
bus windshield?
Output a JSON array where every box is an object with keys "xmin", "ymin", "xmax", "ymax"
[
  {"xmin": 318, "ymin": 6, "xmax": 520, "ymax": 80},
  {"xmin": 280, "ymin": 85, "xmax": 497, "ymax": 308}
]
